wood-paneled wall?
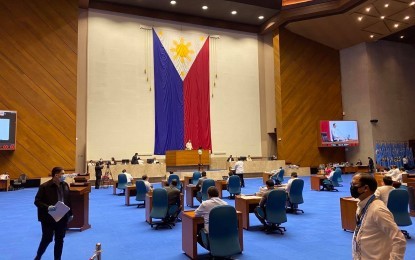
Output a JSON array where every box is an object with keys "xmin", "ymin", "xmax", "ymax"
[
  {"xmin": 0, "ymin": 0, "xmax": 77, "ymax": 178},
  {"xmin": 275, "ymin": 28, "xmax": 345, "ymax": 167}
]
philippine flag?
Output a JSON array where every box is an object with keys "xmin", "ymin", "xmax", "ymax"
[{"xmin": 153, "ymin": 28, "xmax": 212, "ymax": 155}]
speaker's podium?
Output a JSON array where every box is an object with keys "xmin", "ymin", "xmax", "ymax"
[
  {"xmin": 165, "ymin": 150, "xmax": 210, "ymax": 171},
  {"xmin": 68, "ymin": 185, "xmax": 91, "ymax": 231}
]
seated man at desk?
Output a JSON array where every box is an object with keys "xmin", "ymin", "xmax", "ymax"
[
  {"xmin": 374, "ymin": 176, "xmax": 394, "ymax": 205},
  {"xmin": 254, "ymin": 180, "xmax": 275, "ymax": 230},
  {"xmin": 142, "ymin": 174, "xmax": 153, "ymax": 192},
  {"xmin": 195, "ymin": 186, "xmax": 228, "ymax": 249},
  {"xmin": 196, "ymin": 171, "xmax": 208, "ymax": 203},
  {"xmin": 165, "ymin": 179, "xmax": 181, "ymax": 221},
  {"xmin": 286, "ymin": 172, "xmax": 298, "ymax": 194},
  {"xmin": 131, "ymin": 153, "xmax": 140, "ymax": 164},
  {"xmin": 234, "ymin": 157, "xmax": 245, "ymax": 188},
  {"xmin": 122, "ymin": 169, "xmax": 134, "ymax": 185}
]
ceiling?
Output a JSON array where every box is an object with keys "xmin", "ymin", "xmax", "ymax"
[{"xmin": 87, "ymin": 0, "xmax": 415, "ymax": 49}]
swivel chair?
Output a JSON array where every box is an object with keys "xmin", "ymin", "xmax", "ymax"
[
  {"xmin": 257, "ymin": 190, "xmax": 287, "ymax": 234},
  {"xmin": 287, "ymin": 179, "xmax": 305, "ymax": 213},
  {"xmin": 117, "ymin": 174, "xmax": 128, "ymax": 195},
  {"xmin": 227, "ymin": 175, "xmax": 241, "ymax": 199},
  {"xmin": 191, "ymin": 172, "xmax": 202, "ymax": 185},
  {"xmin": 387, "ymin": 189, "xmax": 412, "ymax": 239},
  {"xmin": 135, "ymin": 180, "xmax": 147, "ymax": 208},
  {"xmin": 149, "ymin": 188, "xmax": 172, "ymax": 229}
]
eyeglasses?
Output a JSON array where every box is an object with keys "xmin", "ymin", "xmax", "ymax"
[{"xmin": 350, "ymin": 183, "xmax": 363, "ymax": 188}]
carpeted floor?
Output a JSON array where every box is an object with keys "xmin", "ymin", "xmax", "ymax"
[{"xmin": 0, "ymin": 174, "xmax": 414, "ymax": 260}]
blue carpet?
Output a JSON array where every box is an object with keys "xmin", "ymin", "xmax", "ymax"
[{"xmin": 0, "ymin": 175, "xmax": 414, "ymax": 260}]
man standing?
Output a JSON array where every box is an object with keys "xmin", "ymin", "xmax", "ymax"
[
  {"xmin": 402, "ymin": 156, "xmax": 409, "ymax": 171},
  {"xmin": 34, "ymin": 167, "xmax": 73, "ymax": 260},
  {"xmin": 94, "ymin": 161, "xmax": 104, "ymax": 189},
  {"xmin": 234, "ymin": 157, "xmax": 245, "ymax": 187},
  {"xmin": 368, "ymin": 157, "xmax": 374, "ymax": 173},
  {"xmin": 351, "ymin": 173, "xmax": 406, "ymax": 259},
  {"xmin": 185, "ymin": 140, "xmax": 193, "ymax": 150}
]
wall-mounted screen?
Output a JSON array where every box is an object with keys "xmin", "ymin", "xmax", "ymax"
[
  {"xmin": 319, "ymin": 120, "xmax": 358, "ymax": 147},
  {"xmin": 0, "ymin": 111, "xmax": 17, "ymax": 150}
]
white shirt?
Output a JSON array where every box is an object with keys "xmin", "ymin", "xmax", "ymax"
[
  {"xmin": 185, "ymin": 141, "xmax": 193, "ymax": 150},
  {"xmin": 124, "ymin": 172, "xmax": 134, "ymax": 184},
  {"xmin": 234, "ymin": 161, "xmax": 244, "ymax": 174},
  {"xmin": 402, "ymin": 157, "xmax": 408, "ymax": 164},
  {"xmin": 353, "ymin": 196, "xmax": 406, "ymax": 260},
  {"xmin": 143, "ymin": 180, "xmax": 152, "ymax": 192},
  {"xmin": 331, "ymin": 127, "xmax": 344, "ymax": 141},
  {"xmin": 374, "ymin": 185, "xmax": 395, "ymax": 205},
  {"xmin": 386, "ymin": 169, "xmax": 401, "ymax": 181},
  {"xmin": 246, "ymin": 157, "xmax": 252, "ymax": 161},
  {"xmin": 194, "ymin": 197, "xmax": 228, "ymax": 232}
]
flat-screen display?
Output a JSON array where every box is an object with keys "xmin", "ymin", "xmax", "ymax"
[
  {"xmin": 0, "ymin": 111, "xmax": 17, "ymax": 150},
  {"xmin": 319, "ymin": 120, "xmax": 358, "ymax": 147}
]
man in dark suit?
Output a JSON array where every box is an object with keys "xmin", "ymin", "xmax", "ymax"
[
  {"xmin": 196, "ymin": 171, "xmax": 207, "ymax": 202},
  {"xmin": 34, "ymin": 167, "xmax": 73, "ymax": 260},
  {"xmin": 131, "ymin": 153, "xmax": 140, "ymax": 164},
  {"xmin": 227, "ymin": 155, "xmax": 234, "ymax": 162},
  {"xmin": 94, "ymin": 161, "xmax": 104, "ymax": 189},
  {"xmin": 165, "ymin": 179, "xmax": 181, "ymax": 221}
]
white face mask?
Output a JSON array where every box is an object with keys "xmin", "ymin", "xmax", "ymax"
[{"xmin": 59, "ymin": 176, "xmax": 66, "ymax": 182}]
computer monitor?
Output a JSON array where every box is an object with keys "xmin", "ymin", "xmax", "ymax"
[
  {"xmin": 147, "ymin": 159, "xmax": 154, "ymax": 164},
  {"xmin": 122, "ymin": 159, "xmax": 130, "ymax": 165}
]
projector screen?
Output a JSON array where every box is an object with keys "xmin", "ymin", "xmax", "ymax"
[
  {"xmin": 319, "ymin": 120, "xmax": 359, "ymax": 147},
  {"xmin": 0, "ymin": 111, "xmax": 17, "ymax": 150}
]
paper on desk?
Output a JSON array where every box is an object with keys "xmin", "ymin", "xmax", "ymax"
[{"xmin": 48, "ymin": 201, "xmax": 70, "ymax": 222}]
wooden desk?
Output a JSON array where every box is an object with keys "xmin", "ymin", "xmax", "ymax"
[
  {"xmin": 374, "ymin": 173, "xmax": 384, "ymax": 187},
  {"xmin": 310, "ymin": 175, "xmax": 325, "ymax": 191},
  {"xmin": 166, "ymin": 150, "xmax": 210, "ymax": 167},
  {"xmin": 185, "ymin": 185, "xmax": 199, "ymax": 207},
  {"xmin": 145, "ymin": 192, "xmax": 184, "ymax": 224},
  {"xmin": 340, "ymin": 197, "xmax": 358, "ymax": 231},
  {"xmin": 184, "ymin": 176, "xmax": 193, "ymax": 186},
  {"xmin": 215, "ymin": 180, "xmax": 227, "ymax": 198},
  {"xmin": 235, "ymin": 195, "xmax": 261, "ymax": 230},
  {"xmin": 181, "ymin": 210, "xmax": 243, "ymax": 259},
  {"xmin": 68, "ymin": 186, "xmax": 91, "ymax": 231},
  {"xmin": 0, "ymin": 179, "xmax": 10, "ymax": 192},
  {"xmin": 125, "ymin": 185, "xmax": 137, "ymax": 206}
]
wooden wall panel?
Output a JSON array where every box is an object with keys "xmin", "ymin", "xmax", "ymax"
[
  {"xmin": 275, "ymin": 28, "xmax": 345, "ymax": 167},
  {"xmin": 0, "ymin": 0, "xmax": 77, "ymax": 179}
]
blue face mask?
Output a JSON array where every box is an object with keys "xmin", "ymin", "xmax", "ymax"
[{"xmin": 59, "ymin": 176, "xmax": 66, "ymax": 182}]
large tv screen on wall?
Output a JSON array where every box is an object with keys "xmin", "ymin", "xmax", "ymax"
[
  {"xmin": 0, "ymin": 111, "xmax": 17, "ymax": 150},
  {"xmin": 319, "ymin": 120, "xmax": 359, "ymax": 147}
]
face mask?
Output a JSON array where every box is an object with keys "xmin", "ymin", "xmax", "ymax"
[
  {"xmin": 59, "ymin": 176, "xmax": 66, "ymax": 182},
  {"xmin": 350, "ymin": 185, "xmax": 363, "ymax": 198}
]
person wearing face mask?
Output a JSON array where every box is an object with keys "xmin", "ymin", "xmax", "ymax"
[
  {"xmin": 34, "ymin": 167, "xmax": 73, "ymax": 260},
  {"xmin": 350, "ymin": 173, "xmax": 406, "ymax": 260}
]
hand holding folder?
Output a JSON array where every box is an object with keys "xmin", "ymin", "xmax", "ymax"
[{"xmin": 48, "ymin": 201, "xmax": 70, "ymax": 222}]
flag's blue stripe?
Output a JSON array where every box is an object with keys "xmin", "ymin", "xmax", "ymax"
[{"xmin": 153, "ymin": 30, "xmax": 184, "ymax": 154}]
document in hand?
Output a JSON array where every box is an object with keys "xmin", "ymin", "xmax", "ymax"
[{"xmin": 48, "ymin": 201, "xmax": 70, "ymax": 222}]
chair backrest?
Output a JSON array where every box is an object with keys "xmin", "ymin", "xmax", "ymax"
[
  {"xmin": 228, "ymin": 175, "xmax": 241, "ymax": 195},
  {"xmin": 335, "ymin": 168, "xmax": 343, "ymax": 182},
  {"xmin": 289, "ymin": 179, "xmax": 304, "ymax": 204},
  {"xmin": 387, "ymin": 189, "xmax": 412, "ymax": 226},
  {"xmin": 277, "ymin": 169, "xmax": 285, "ymax": 182},
  {"xmin": 331, "ymin": 170, "xmax": 341, "ymax": 186},
  {"xmin": 201, "ymin": 179, "xmax": 215, "ymax": 201},
  {"xmin": 20, "ymin": 174, "xmax": 27, "ymax": 183},
  {"xmin": 265, "ymin": 190, "xmax": 287, "ymax": 224},
  {"xmin": 117, "ymin": 174, "xmax": 128, "ymax": 190},
  {"xmin": 135, "ymin": 180, "xmax": 147, "ymax": 201},
  {"xmin": 192, "ymin": 172, "xmax": 202, "ymax": 185},
  {"xmin": 168, "ymin": 174, "xmax": 180, "ymax": 184},
  {"xmin": 150, "ymin": 188, "xmax": 168, "ymax": 219},
  {"xmin": 208, "ymin": 205, "xmax": 241, "ymax": 257}
]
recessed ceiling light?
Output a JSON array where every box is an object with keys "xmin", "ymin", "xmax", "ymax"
[
  {"xmin": 202, "ymin": 5, "xmax": 208, "ymax": 10},
  {"xmin": 358, "ymin": 16, "xmax": 363, "ymax": 21},
  {"xmin": 410, "ymin": 2, "xmax": 415, "ymax": 6},
  {"xmin": 404, "ymin": 16, "xmax": 410, "ymax": 20},
  {"xmin": 370, "ymin": 35, "xmax": 374, "ymax": 38},
  {"xmin": 231, "ymin": 10, "xmax": 237, "ymax": 15},
  {"xmin": 258, "ymin": 15, "xmax": 264, "ymax": 20},
  {"xmin": 394, "ymin": 23, "xmax": 399, "ymax": 28},
  {"xmin": 170, "ymin": 0, "xmax": 176, "ymax": 5},
  {"xmin": 366, "ymin": 7, "xmax": 371, "ymax": 12},
  {"xmin": 380, "ymin": 16, "xmax": 385, "ymax": 19},
  {"xmin": 400, "ymin": 35, "xmax": 405, "ymax": 39},
  {"xmin": 384, "ymin": 3, "xmax": 389, "ymax": 8}
]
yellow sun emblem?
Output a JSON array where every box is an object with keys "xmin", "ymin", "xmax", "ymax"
[{"xmin": 170, "ymin": 37, "xmax": 194, "ymax": 64}]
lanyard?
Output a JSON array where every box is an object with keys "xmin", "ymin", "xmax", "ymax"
[{"xmin": 354, "ymin": 195, "xmax": 375, "ymax": 238}]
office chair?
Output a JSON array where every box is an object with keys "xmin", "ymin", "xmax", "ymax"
[
  {"xmin": 135, "ymin": 180, "xmax": 147, "ymax": 208},
  {"xmin": 200, "ymin": 179, "xmax": 215, "ymax": 201},
  {"xmin": 117, "ymin": 174, "xmax": 128, "ymax": 195},
  {"xmin": 271, "ymin": 169, "xmax": 284, "ymax": 185},
  {"xmin": 227, "ymin": 175, "xmax": 241, "ymax": 199},
  {"xmin": 261, "ymin": 189, "xmax": 287, "ymax": 234},
  {"xmin": 168, "ymin": 174, "xmax": 182, "ymax": 191},
  {"xmin": 191, "ymin": 171, "xmax": 201, "ymax": 185},
  {"xmin": 387, "ymin": 189, "xmax": 412, "ymax": 239},
  {"xmin": 287, "ymin": 179, "xmax": 305, "ymax": 214},
  {"xmin": 149, "ymin": 188, "xmax": 172, "ymax": 229},
  {"xmin": 332, "ymin": 168, "xmax": 343, "ymax": 187},
  {"xmin": 200, "ymin": 205, "xmax": 241, "ymax": 257}
]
